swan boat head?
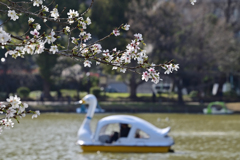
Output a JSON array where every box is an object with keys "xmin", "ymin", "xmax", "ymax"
[{"xmin": 77, "ymin": 94, "xmax": 97, "ymax": 143}]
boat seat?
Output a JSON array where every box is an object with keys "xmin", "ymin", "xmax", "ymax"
[{"xmin": 99, "ymin": 135, "xmax": 110, "ymax": 143}]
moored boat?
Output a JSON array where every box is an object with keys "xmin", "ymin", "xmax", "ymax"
[{"xmin": 203, "ymin": 101, "xmax": 234, "ymax": 114}]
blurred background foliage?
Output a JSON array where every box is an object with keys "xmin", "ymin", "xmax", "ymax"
[{"xmin": 0, "ymin": 0, "xmax": 240, "ymax": 103}]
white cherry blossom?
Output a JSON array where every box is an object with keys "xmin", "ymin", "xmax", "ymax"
[
  {"xmin": 71, "ymin": 37, "xmax": 77, "ymax": 44},
  {"xmin": 28, "ymin": 17, "xmax": 35, "ymax": 24},
  {"xmin": 84, "ymin": 60, "xmax": 92, "ymax": 67},
  {"xmin": 5, "ymin": 50, "xmax": 17, "ymax": 57},
  {"xmin": 49, "ymin": 45, "xmax": 58, "ymax": 54},
  {"xmin": 30, "ymin": 29, "xmax": 39, "ymax": 37},
  {"xmin": 36, "ymin": 41, "xmax": 45, "ymax": 54},
  {"xmin": 65, "ymin": 26, "xmax": 70, "ymax": 32},
  {"xmin": 18, "ymin": 103, "xmax": 28, "ymax": 114},
  {"xmin": 83, "ymin": 33, "xmax": 91, "ymax": 42},
  {"xmin": 142, "ymin": 71, "xmax": 150, "ymax": 82},
  {"xmin": 42, "ymin": 5, "xmax": 49, "ymax": 12},
  {"xmin": 3, "ymin": 119, "xmax": 14, "ymax": 129},
  {"xmin": 36, "ymin": 23, "xmax": 41, "ymax": 30},
  {"xmin": 79, "ymin": 31, "xmax": 86, "ymax": 36},
  {"xmin": 32, "ymin": 110, "xmax": 40, "ymax": 119},
  {"xmin": 24, "ymin": 44, "xmax": 36, "ymax": 54},
  {"xmin": 67, "ymin": 9, "xmax": 79, "ymax": 18},
  {"xmin": 91, "ymin": 44, "xmax": 102, "ymax": 54},
  {"xmin": 120, "ymin": 68, "xmax": 127, "ymax": 73},
  {"xmin": 8, "ymin": 10, "xmax": 19, "ymax": 21},
  {"xmin": 50, "ymin": 8, "xmax": 59, "ymax": 20},
  {"xmin": 31, "ymin": 0, "xmax": 44, "ymax": 7},
  {"xmin": 6, "ymin": 108, "xmax": 16, "ymax": 118},
  {"xmin": 0, "ymin": 32, "xmax": 11, "ymax": 44},
  {"xmin": 46, "ymin": 30, "xmax": 56, "ymax": 44},
  {"xmin": 122, "ymin": 24, "xmax": 130, "ymax": 31},
  {"xmin": 173, "ymin": 64, "xmax": 180, "ymax": 71},
  {"xmin": 134, "ymin": 33, "xmax": 143, "ymax": 41},
  {"xmin": 112, "ymin": 66, "xmax": 118, "ymax": 70},
  {"xmin": 6, "ymin": 95, "xmax": 21, "ymax": 109},
  {"xmin": 113, "ymin": 29, "xmax": 120, "ymax": 36},
  {"xmin": 162, "ymin": 64, "xmax": 179, "ymax": 74},
  {"xmin": 68, "ymin": 19, "xmax": 74, "ymax": 24},
  {"xmin": 137, "ymin": 57, "xmax": 144, "ymax": 64},
  {"xmin": 86, "ymin": 17, "xmax": 91, "ymax": 25},
  {"xmin": 80, "ymin": 21, "xmax": 87, "ymax": 29}
]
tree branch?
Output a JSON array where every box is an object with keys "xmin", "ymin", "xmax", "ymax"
[{"xmin": 81, "ymin": 0, "xmax": 94, "ymax": 16}]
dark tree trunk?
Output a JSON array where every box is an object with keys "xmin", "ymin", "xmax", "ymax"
[
  {"xmin": 129, "ymin": 73, "xmax": 138, "ymax": 99},
  {"xmin": 128, "ymin": 73, "xmax": 146, "ymax": 100},
  {"xmin": 224, "ymin": 0, "xmax": 232, "ymax": 24},
  {"xmin": 36, "ymin": 53, "xmax": 58, "ymax": 101},
  {"xmin": 129, "ymin": 83, "xmax": 138, "ymax": 99},
  {"xmin": 176, "ymin": 78, "xmax": 184, "ymax": 104},
  {"xmin": 43, "ymin": 79, "xmax": 52, "ymax": 100}
]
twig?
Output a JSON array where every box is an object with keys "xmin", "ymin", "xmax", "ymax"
[
  {"xmin": 80, "ymin": 0, "xmax": 94, "ymax": 16},
  {"xmin": 0, "ymin": 18, "xmax": 10, "ymax": 27}
]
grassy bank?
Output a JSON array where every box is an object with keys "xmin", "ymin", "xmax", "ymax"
[{"xmin": 29, "ymin": 90, "xmax": 192, "ymax": 102}]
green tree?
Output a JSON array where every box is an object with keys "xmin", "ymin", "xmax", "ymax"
[
  {"xmin": 0, "ymin": 0, "xmax": 90, "ymax": 99},
  {"xmin": 90, "ymin": 0, "xmax": 147, "ymax": 99},
  {"xmin": 36, "ymin": 53, "xmax": 57, "ymax": 99}
]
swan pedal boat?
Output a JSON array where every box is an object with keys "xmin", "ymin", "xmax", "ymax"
[{"xmin": 77, "ymin": 94, "xmax": 174, "ymax": 153}]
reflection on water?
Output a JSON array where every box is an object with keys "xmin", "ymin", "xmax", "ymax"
[{"xmin": 0, "ymin": 113, "xmax": 240, "ymax": 160}]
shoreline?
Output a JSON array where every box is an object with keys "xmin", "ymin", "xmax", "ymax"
[{"xmin": 25, "ymin": 101, "xmax": 240, "ymax": 114}]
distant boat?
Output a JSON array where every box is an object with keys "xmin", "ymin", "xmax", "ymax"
[
  {"xmin": 203, "ymin": 101, "xmax": 234, "ymax": 114},
  {"xmin": 76, "ymin": 94, "xmax": 174, "ymax": 153},
  {"xmin": 76, "ymin": 102, "xmax": 105, "ymax": 113}
]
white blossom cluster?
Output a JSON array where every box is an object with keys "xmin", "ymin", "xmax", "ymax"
[
  {"xmin": 113, "ymin": 24, "xmax": 130, "ymax": 36},
  {"xmin": 7, "ymin": 10, "xmax": 19, "ymax": 21},
  {"xmin": 162, "ymin": 64, "xmax": 180, "ymax": 74},
  {"xmin": 50, "ymin": 8, "xmax": 59, "ymax": 20},
  {"xmin": 1, "ymin": 0, "xmax": 181, "ymax": 85},
  {"xmin": 31, "ymin": 0, "xmax": 45, "ymax": 7},
  {"xmin": 3, "ymin": 25, "xmax": 57, "ymax": 58},
  {"xmin": 0, "ymin": 96, "xmax": 40, "ymax": 135},
  {"xmin": 68, "ymin": 10, "xmax": 92, "ymax": 43},
  {"xmin": 0, "ymin": 28, "xmax": 11, "ymax": 45},
  {"xmin": 0, "ymin": 119, "xmax": 14, "ymax": 130},
  {"xmin": 80, "ymin": 31, "xmax": 173, "ymax": 83},
  {"xmin": 142, "ymin": 68, "xmax": 161, "ymax": 84}
]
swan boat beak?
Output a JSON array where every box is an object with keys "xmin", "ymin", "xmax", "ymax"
[{"xmin": 79, "ymin": 99, "xmax": 86, "ymax": 104}]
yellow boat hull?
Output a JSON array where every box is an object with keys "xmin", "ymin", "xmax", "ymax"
[{"xmin": 81, "ymin": 145, "xmax": 171, "ymax": 153}]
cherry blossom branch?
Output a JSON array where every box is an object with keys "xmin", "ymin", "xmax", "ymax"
[
  {"xmin": 0, "ymin": 0, "xmax": 194, "ymax": 135},
  {"xmin": 15, "ymin": 1, "xmax": 33, "ymax": 4},
  {"xmin": 0, "ymin": 96, "xmax": 40, "ymax": 135},
  {"xmin": 80, "ymin": 24, "xmax": 123, "ymax": 53}
]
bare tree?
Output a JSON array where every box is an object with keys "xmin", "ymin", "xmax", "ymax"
[{"xmin": 127, "ymin": 0, "xmax": 236, "ymax": 103}]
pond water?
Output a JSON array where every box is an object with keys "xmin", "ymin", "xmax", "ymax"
[{"xmin": 0, "ymin": 113, "xmax": 240, "ymax": 160}]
